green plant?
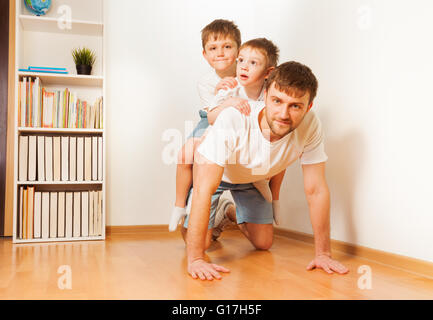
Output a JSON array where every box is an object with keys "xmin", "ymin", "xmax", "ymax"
[{"xmin": 72, "ymin": 47, "xmax": 96, "ymax": 66}]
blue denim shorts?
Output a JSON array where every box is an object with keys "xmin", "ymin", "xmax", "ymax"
[
  {"xmin": 183, "ymin": 181, "xmax": 273, "ymax": 230},
  {"xmin": 187, "ymin": 110, "xmax": 209, "ymax": 139}
]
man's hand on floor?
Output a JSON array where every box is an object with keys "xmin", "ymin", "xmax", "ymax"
[
  {"xmin": 306, "ymin": 254, "xmax": 349, "ymax": 274},
  {"xmin": 188, "ymin": 259, "xmax": 230, "ymax": 280}
]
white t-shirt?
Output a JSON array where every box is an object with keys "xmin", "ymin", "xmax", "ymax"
[
  {"xmin": 197, "ymin": 101, "xmax": 328, "ymax": 184},
  {"xmin": 208, "ymin": 80, "xmax": 265, "ymax": 111},
  {"xmin": 197, "ymin": 70, "xmax": 221, "ymax": 109}
]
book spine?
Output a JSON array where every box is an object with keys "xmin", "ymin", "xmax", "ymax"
[{"xmin": 29, "ymin": 66, "xmax": 67, "ymax": 71}]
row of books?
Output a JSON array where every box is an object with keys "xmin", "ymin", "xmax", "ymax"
[
  {"xmin": 19, "ymin": 135, "xmax": 103, "ymax": 182},
  {"xmin": 18, "ymin": 77, "xmax": 103, "ymax": 129},
  {"xmin": 19, "ymin": 187, "xmax": 103, "ymax": 240}
]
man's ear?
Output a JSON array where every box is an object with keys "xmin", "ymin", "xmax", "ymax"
[{"xmin": 307, "ymin": 102, "xmax": 313, "ymax": 112}]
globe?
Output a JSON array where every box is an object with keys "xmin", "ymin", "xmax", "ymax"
[{"xmin": 24, "ymin": 0, "xmax": 52, "ymax": 16}]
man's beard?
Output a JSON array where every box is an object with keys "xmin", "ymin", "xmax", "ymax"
[
  {"xmin": 267, "ymin": 115, "xmax": 294, "ymax": 139},
  {"xmin": 266, "ymin": 113, "xmax": 306, "ymax": 139}
]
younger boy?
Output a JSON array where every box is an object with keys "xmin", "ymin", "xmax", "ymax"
[{"xmin": 205, "ymin": 38, "xmax": 286, "ymax": 237}]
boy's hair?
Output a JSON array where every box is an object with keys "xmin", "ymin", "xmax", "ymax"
[
  {"xmin": 201, "ymin": 19, "xmax": 241, "ymax": 50},
  {"xmin": 240, "ymin": 38, "xmax": 279, "ymax": 68},
  {"xmin": 265, "ymin": 61, "xmax": 318, "ymax": 104}
]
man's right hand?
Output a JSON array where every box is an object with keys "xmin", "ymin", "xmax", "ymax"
[
  {"xmin": 188, "ymin": 259, "xmax": 230, "ymax": 280},
  {"xmin": 215, "ymin": 77, "xmax": 238, "ymax": 94}
]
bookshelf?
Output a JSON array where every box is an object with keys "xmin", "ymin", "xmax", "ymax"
[{"xmin": 12, "ymin": 0, "xmax": 106, "ymax": 243}]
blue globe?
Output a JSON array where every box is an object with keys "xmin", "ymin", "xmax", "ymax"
[{"xmin": 24, "ymin": 0, "xmax": 51, "ymax": 16}]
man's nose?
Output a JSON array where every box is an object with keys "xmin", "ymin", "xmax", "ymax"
[
  {"xmin": 279, "ymin": 106, "xmax": 291, "ymax": 120},
  {"xmin": 217, "ymin": 47, "xmax": 224, "ymax": 56}
]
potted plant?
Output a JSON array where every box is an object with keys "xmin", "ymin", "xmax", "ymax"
[{"xmin": 72, "ymin": 47, "xmax": 96, "ymax": 75}]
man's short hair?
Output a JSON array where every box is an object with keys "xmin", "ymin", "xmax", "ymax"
[
  {"xmin": 201, "ymin": 19, "xmax": 241, "ymax": 50},
  {"xmin": 240, "ymin": 38, "xmax": 279, "ymax": 68},
  {"xmin": 265, "ymin": 61, "xmax": 318, "ymax": 104}
]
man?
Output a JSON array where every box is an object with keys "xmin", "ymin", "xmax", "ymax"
[{"xmin": 182, "ymin": 61, "xmax": 349, "ymax": 280}]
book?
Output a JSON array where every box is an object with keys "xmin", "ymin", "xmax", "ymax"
[
  {"xmin": 34, "ymin": 192, "xmax": 42, "ymax": 238},
  {"xmin": 82, "ymin": 192, "xmax": 89, "ymax": 237},
  {"xmin": 93, "ymin": 191, "xmax": 98, "ymax": 236},
  {"xmin": 53, "ymin": 136, "xmax": 61, "ymax": 181},
  {"xmin": 19, "ymin": 68, "xmax": 68, "ymax": 74},
  {"xmin": 18, "ymin": 80, "xmax": 22, "ymax": 127},
  {"xmin": 98, "ymin": 137, "xmax": 103, "ymax": 181},
  {"xmin": 37, "ymin": 136, "xmax": 45, "ymax": 181},
  {"xmin": 69, "ymin": 137, "xmax": 76, "ymax": 181},
  {"xmin": 45, "ymin": 137, "xmax": 53, "ymax": 181},
  {"xmin": 27, "ymin": 187, "xmax": 35, "ymax": 239},
  {"xmin": 19, "ymin": 187, "xmax": 23, "ymax": 239},
  {"xmin": 28, "ymin": 136, "xmax": 37, "ymax": 181},
  {"xmin": 92, "ymin": 136, "xmax": 98, "ymax": 181},
  {"xmin": 73, "ymin": 192, "xmax": 81, "ymax": 237},
  {"xmin": 50, "ymin": 192, "xmax": 58, "ymax": 238},
  {"xmin": 98, "ymin": 191, "xmax": 102, "ymax": 236},
  {"xmin": 41, "ymin": 192, "xmax": 50, "ymax": 240},
  {"xmin": 19, "ymin": 136, "xmax": 28, "ymax": 181},
  {"xmin": 43, "ymin": 91, "xmax": 54, "ymax": 128},
  {"xmin": 29, "ymin": 66, "xmax": 67, "ymax": 71},
  {"xmin": 76, "ymin": 137, "xmax": 84, "ymax": 181},
  {"xmin": 57, "ymin": 192, "xmax": 65, "ymax": 238},
  {"xmin": 84, "ymin": 137, "xmax": 92, "ymax": 181},
  {"xmin": 89, "ymin": 191, "xmax": 94, "ymax": 236},
  {"xmin": 61, "ymin": 136, "xmax": 69, "ymax": 181},
  {"xmin": 23, "ymin": 188, "xmax": 28, "ymax": 239},
  {"xmin": 21, "ymin": 78, "xmax": 26, "ymax": 127},
  {"xmin": 65, "ymin": 192, "xmax": 73, "ymax": 238}
]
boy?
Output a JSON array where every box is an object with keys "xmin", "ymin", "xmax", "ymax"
[
  {"xmin": 202, "ymin": 38, "xmax": 286, "ymax": 238},
  {"xmin": 169, "ymin": 20, "xmax": 241, "ymax": 231}
]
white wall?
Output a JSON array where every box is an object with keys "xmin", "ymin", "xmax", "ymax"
[{"xmin": 104, "ymin": 0, "xmax": 433, "ymax": 263}]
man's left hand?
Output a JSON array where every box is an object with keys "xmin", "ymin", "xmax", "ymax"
[{"xmin": 306, "ymin": 254, "xmax": 349, "ymax": 274}]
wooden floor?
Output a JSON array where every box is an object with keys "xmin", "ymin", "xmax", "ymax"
[{"xmin": 1, "ymin": 230, "xmax": 432, "ymax": 300}]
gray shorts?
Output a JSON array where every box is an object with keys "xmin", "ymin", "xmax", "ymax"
[
  {"xmin": 183, "ymin": 181, "xmax": 273, "ymax": 230},
  {"xmin": 187, "ymin": 110, "xmax": 209, "ymax": 139}
]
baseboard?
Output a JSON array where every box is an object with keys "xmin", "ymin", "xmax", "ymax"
[
  {"xmin": 274, "ymin": 227, "xmax": 433, "ymax": 279},
  {"xmin": 106, "ymin": 225, "xmax": 170, "ymax": 235},
  {"xmin": 106, "ymin": 224, "xmax": 238, "ymax": 235}
]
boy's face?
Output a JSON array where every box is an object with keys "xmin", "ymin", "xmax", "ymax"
[
  {"xmin": 264, "ymin": 82, "xmax": 313, "ymax": 139},
  {"xmin": 202, "ymin": 36, "xmax": 238, "ymax": 73},
  {"xmin": 236, "ymin": 47, "xmax": 271, "ymax": 87}
]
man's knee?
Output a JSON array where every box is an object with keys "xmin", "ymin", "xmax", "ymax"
[{"xmin": 252, "ymin": 237, "xmax": 273, "ymax": 250}]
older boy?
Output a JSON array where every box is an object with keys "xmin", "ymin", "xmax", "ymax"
[{"xmin": 169, "ymin": 20, "xmax": 241, "ymax": 231}]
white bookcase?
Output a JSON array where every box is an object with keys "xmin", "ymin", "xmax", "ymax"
[{"xmin": 12, "ymin": 0, "xmax": 106, "ymax": 243}]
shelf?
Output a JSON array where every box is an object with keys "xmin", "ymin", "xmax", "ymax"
[
  {"xmin": 17, "ymin": 181, "xmax": 103, "ymax": 185},
  {"xmin": 14, "ymin": 236, "xmax": 104, "ymax": 244},
  {"xmin": 18, "ymin": 71, "xmax": 103, "ymax": 87},
  {"xmin": 19, "ymin": 15, "xmax": 103, "ymax": 36},
  {"xmin": 14, "ymin": 1, "xmax": 106, "ymax": 245},
  {"xmin": 18, "ymin": 127, "xmax": 104, "ymax": 133}
]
